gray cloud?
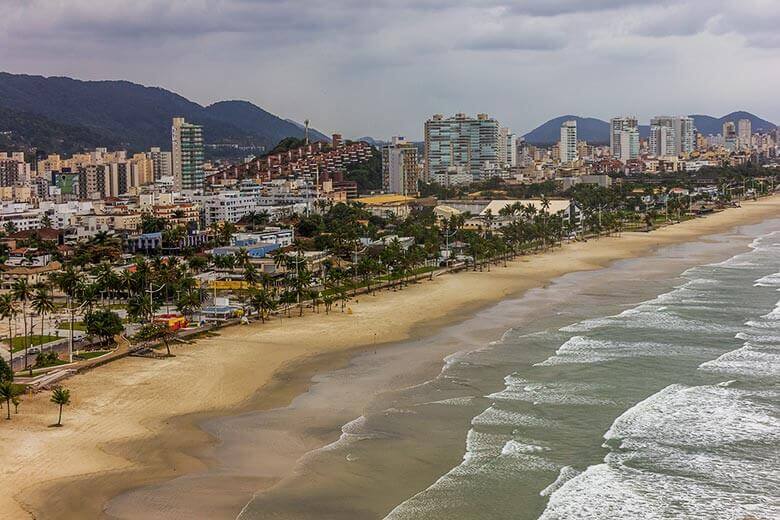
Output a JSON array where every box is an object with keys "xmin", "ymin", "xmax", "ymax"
[{"xmin": 0, "ymin": 0, "xmax": 777, "ymax": 139}]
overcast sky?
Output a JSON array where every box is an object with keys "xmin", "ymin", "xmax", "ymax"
[{"xmin": 1, "ymin": 0, "xmax": 778, "ymax": 139}]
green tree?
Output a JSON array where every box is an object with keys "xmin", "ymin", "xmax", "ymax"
[
  {"xmin": 0, "ymin": 381, "xmax": 16, "ymax": 420},
  {"xmin": 0, "ymin": 356, "xmax": 12, "ymax": 383},
  {"xmin": 11, "ymin": 278, "xmax": 32, "ymax": 372},
  {"xmin": 83, "ymin": 309, "xmax": 124, "ymax": 346},
  {"xmin": 31, "ymin": 287, "xmax": 55, "ymax": 349},
  {"xmin": 135, "ymin": 322, "xmax": 176, "ymax": 357},
  {"xmin": 0, "ymin": 294, "xmax": 16, "ymax": 372},
  {"xmin": 50, "ymin": 387, "xmax": 71, "ymax": 427}
]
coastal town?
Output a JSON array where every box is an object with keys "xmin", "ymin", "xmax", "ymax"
[
  {"xmin": 0, "ymin": 109, "xmax": 778, "ymax": 418},
  {"xmin": 2, "ymin": 1, "xmax": 779, "ymax": 518}
]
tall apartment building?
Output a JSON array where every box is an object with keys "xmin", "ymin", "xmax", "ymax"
[
  {"xmin": 382, "ymin": 137, "xmax": 420, "ymax": 196},
  {"xmin": 649, "ymin": 116, "xmax": 694, "ymax": 157},
  {"xmin": 172, "ymin": 117, "xmax": 204, "ymax": 192},
  {"xmin": 424, "ymin": 113, "xmax": 499, "ymax": 181},
  {"xmin": 559, "ymin": 120, "xmax": 578, "ymax": 164},
  {"xmin": 723, "ymin": 121, "xmax": 738, "ymax": 151},
  {"xmin": 650, "ymin": 124, "xmax": 676, "ymax": 157},
  {"xmin": 737, "ymin": 119, "xmax": 752, "ymax": 149},
  {"xmin": 497, "ymin": 127, "xmax": 518, "ymax": 168},
  {"xmin": 0, "ymin": 153, "xmax": 30, "ymax": 187},
  {"xmin": 147, "ymin": 147, "xmax": 172, "ymax": 180},
  {"xmin": 610, "ymin": 116, "xmax": 638, "ymax": 158}
]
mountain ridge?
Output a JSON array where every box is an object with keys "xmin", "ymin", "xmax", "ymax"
[
  {"xmin": 0, "ymin": 72, "xmax": 330, "ymax": 154},
  {"xmin": 523, "ymin": 111, "xmax": 777, "ymax": 145}
]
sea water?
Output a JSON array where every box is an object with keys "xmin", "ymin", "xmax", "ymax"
[{"xmin": 238, "ymin": 222, "xmax": 780, "ymax": 520}]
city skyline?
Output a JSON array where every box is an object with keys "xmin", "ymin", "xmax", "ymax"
[{"xmin": 1, "ymin": 1, "xmax": 778, "ymax": 139}]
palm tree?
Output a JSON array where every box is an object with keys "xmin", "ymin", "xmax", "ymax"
[
  {"xmin": 249, "ymin": 289, "xmax": 277, "ymax": 323},
  {"xmin": 50, "ymin": 266, "xmax": 84, "ymax": 363},
  {"xmin": 31, "ymin": 287, "xmax": 55, "ymax": 353},
  {"xmin": 0, "ymin": 381, "xmax": 15, "ymax": 420},
  {"xmin": 0, "ymin": 294, "xmax": 16, "ymax": 372},
  {"xmin": 243, "ymin": 263, "xmax": 260, "ymax": 287},
  {"xmin": 11, "ymin": 278, "xmax": 32, "ymax": 371},
  {"xmin": 50, "ymin": 387, "xmax": 71, "ymax": 427}
]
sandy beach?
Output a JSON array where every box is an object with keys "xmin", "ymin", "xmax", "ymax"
[{"xmin": 2, "ymin": 195, "xmax": 779, "ymax": 520}]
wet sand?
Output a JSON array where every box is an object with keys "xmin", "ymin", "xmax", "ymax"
[{"xmin": 1, "ymin": 195, "xmax": 779, "ymax": 520}]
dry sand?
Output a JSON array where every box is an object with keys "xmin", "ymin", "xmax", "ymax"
[{"xmin": 1, "ymin": 195, "xmax": 779, "ymax": 519}]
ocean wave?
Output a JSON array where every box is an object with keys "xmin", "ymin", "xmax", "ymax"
[
  {"xmin": 535, "ymin": 336, "xmax": 715, "ymax": 366},
  {"xmin": 699, "ymin": 343, "xmax": 780, "ymax": 378},
  {"xmin": 471, "ymin": 405, "xmax": 553, "ymax": 428},
  {"xmin": 486, "ymin": 375, "xmax": 615, "ymax": 406}
]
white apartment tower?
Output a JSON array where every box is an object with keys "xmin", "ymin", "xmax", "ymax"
[
  {"xmin": 171, "ymin": 117, "xmax": 204, "ymax": 192},
  {"xmin": 649, "ymin": 116, "xmax": 694, "ymax": 157},
  {"xmin": 381, "ymin": 137, "xmax": 420, "ymax": 196},
  {"xmin": 559, "ymin": 120, "xmax": 578, "ymax": 164},
  {"xmin": 737, "ymin": 119, "xmax": 752, "ymax": 149},
  {"xmin": 610, "ymin": 116, "xmax": 638, "ymax": 159},
  {"xmin": 497, "ymin": 127, "xmax": 518, "ymax": 169}
]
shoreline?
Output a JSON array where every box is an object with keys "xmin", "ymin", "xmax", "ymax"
[{"xmin": 2, "ymin": 195, "xmax": 779, "ymax": 519}]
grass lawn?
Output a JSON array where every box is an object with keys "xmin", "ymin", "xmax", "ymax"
[
  {"xmin": 57, "ymin": 321, "xmax": 87, "ymax": 331},
  {"xmin": 6, "ymin": 335, "xmax": 60, "ymax": 353},
  {"xmin": 77, "ymin": 350, "xmax": 111, "ymax": 360}
]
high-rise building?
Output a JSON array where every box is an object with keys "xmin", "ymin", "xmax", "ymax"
[
  {"xmin": 424, "ymin": 113, "xmax": 500, "ymax": 181},
  {"xmin": 650, "ymin": 124, "xmax": 676, "ymax": 157},
  {"xmin": 610, "ymin": 116, "xmax": 638, "ymax": 158},
  {"xmin": 723, "ymin": 121, "xmax": 738, "ymax": 151},
  {"xmin": 649, "ymin": 116, "xmax": 694, "ymax": 156},
  {"xmin": 559, "ymin": 120, "xmax": 578, "ymax": 163},
  {"xmin": 171, "ymin": 117, "xmax": 204, "ymax": 191},
  {"xmin": 382, "ymin": 136, "xmax": 420, "ymax": 196},
  {"xmin": 497, "ymin": 127, "xmax": 518, "ymax": 168},
  {"xmin": 147, "ymin": 147, "xmax": 172, "ymax": 180},
  {"xmin": 618, "ymin": 127, "xmax": 640, "ymax": 162},
  {"xmin": 737, "ymin": 119, "xmax": 752, "ymax": 149}
]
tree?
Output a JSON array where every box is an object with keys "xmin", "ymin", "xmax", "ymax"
[
  {"xmin": 0, "ymin": 356, "xmax": 12, "ymax": 383},
  {"xmin": 249, "ymin": 289, "xmax": 277, "ymax": 323},
  {"xmin": 0, "ymin": 294, "xmax": 16, "ymax": 373},
  {"xmin": 11, "ymin": 278, "xmax": 32, "ymax": 372},
  {"xmin": 31, "ymin": 287, "xmax": 55, "ymax": 349},
  {"xmin": 4, "ymin": 221, "xmax": 17, "ymax": 234},
  {"xmin": 0, "ymin": 381, "xmax": 15, "ymax": 420},
  {"xmin": 135, "ymin": 322, "xmax": 176, "ymax": 357},
  {"xmin": 50, "ymin": 387, "xmax": 71, "ymax": 427},
  {"xmin": 83, "ymin": 309, "xmax": 124, "ymax": 346},
  {"xmin": 176, "ymin": 288, "xmax": 202, "ymax": 321}
]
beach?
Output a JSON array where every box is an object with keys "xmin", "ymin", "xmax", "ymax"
[{"xmin": 2, "ymin": 195, "xmax": 780, "ymax": 520}]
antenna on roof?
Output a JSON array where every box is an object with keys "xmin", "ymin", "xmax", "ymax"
[{"xmin": 304, "ymin": 119, "xmax": 310, "ymax": 146}]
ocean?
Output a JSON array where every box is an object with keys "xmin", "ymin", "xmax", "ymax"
[{"xmin": 162, "ymin": 221, "xmax": 780, "ymax": 519}]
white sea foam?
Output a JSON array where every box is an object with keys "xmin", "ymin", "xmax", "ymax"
[
  {"xmin": 423, "ymin": 396, "xmax": 475, "ymax": 407},
  {"xmin": 486, "ymin": 375, "xmax": 614, "ymax": 406},
  {"xmin": 561, "ymin": 305, "xmax": 734, "ymax": 334},
  {"xmin": 471, "ymin": 405, "xmax": 553, "ymax": 428},
  {"xmin": 540, "ymin": 382, "xmax": 780, "ymax": 519},
  {"xmin": 535, "ymin": 336, "xmax": 713, "ymax": 366},
  {"xmin": 604, "ymin": 384, "xmax": 779, "ymax": 449},
  {"xmin": 500, "ymin": 439, "xmax": 550, "ymax": 456},
  {"xmin": 539, "ymin": 465, "xmax": 580, "ymax": 497},
  {"xmin": 539, "ymin": 462, "xmax": 777, "ymax": 519},
  {"xmin": 699, "ymin": 344, "xmax": 780, "ymax": 378},
  {"xmin": 754, "ymin": 272, "xmax": 780, "ymax": 287}
]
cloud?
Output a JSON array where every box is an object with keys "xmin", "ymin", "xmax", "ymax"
[{"xmin": 0, "ymin": 0, "xmax": 777, "ymax": 138}]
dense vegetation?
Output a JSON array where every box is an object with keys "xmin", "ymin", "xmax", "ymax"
[{"xmin": 0, "ymin": 72, "xmax": 328, "ymax": 152}]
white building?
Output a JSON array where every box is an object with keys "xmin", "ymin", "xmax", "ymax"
[
  {"xmin": 650, "ymin": 116, "xmax": 694, "ymax": 156},
  {"xmin": 498, "ymin": 127, "xmax": 518, "ymax": 168},
  {"xmin": 610, "ymin": 116, "xmax": 638, "ymax": 159},
  {"xmin": 737, "ymin": 119, "xmax": 752, "ymax": 149},
  {"xmin": 381, "ymin": 136, "xmax": 420, "ymax": 196},
  {"xmin": 559, "ymin": 120, "xmax": 578, "ymax": 164}
]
